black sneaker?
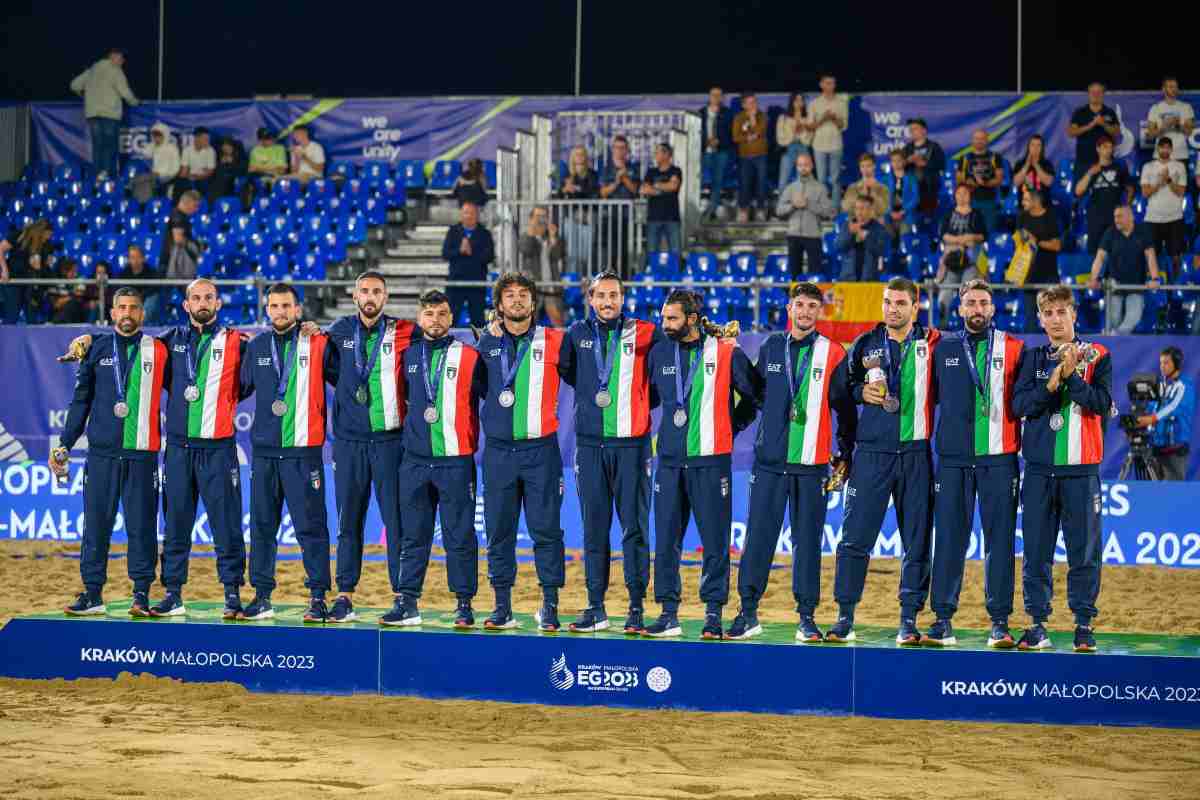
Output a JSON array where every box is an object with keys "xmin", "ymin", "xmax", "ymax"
[
  {"xmin": 129, "ymin": 591, "xmax": 150, "ymax": 617},
  {"xmin": 795, "ymin": 616, "xmax": 823, "ymax": 643},
  {"xmin": 622, "ymin": 607, "xmax": 646, "ymax": 635},
  {"xmin": 922, "ymin": 618, "xmax": 956, "ymax": 647},
  {"xmin": 569, "ymin": 606, "xmax": 609, "ymax": 633},
  {"xmin": 701, "ymin": 613, "xmax": 723, "ymax": 640},
  {"xmin": 987, "ymin": 622, "xmax": 1016, "ymax": 649},
  {"xmin": 725, "ymin": 609, "xmax": 762, "ymax": 640},
  {"xmin": 379, "ymin": 595, "xmax": 421, "ymax": 627},
  {"xmin": 825, "ymin": 617, "xmax": 855, "ymax": 643},
  {"xmin": 328, "ymin": 595, "xmax": 356, "ymax": 623},
  {"xmin": 64, "ymin": 592, "xmax": 105, "ymax": 616},
  {"xmin": 483, "ymin": 607, "xmax": 517, "ymax": 630},
  {"xmin": 303, "ymin": 597, "xmax": 329, "ymax": 623},
  {"xmin": 453, "ymin": 599, "xmax": 475, "ymax": 629},
  {"xmin": 1017, "ymin": 623, "xmax": 1052, "ymax": 651},
  {"xmin": 643, "ymin": 611, "xmax": 682, "ymax": 638},
  {"xmin": 222, "ymin": 592, "xmax": 243, "ymax": 621},
  {"xmin": 241, "ymin": 595, "xmax": 274, "ymax": 621},
  {"xmin": 1073, "ymin": 625, "xmax": 1098, "ymax": 653},
  {"xmin": 149, "ymin": 592, "xmax": 186, "ymax": 618},
  {"xmin": 535, "ymin": 604, "xmax": 561, "ymax": 632},
  {"xmin": 896, "ymin": 617, "xmax": 922, "ymax": 646}
]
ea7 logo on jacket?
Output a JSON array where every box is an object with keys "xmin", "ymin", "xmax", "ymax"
[
  {"xmin": 489, "ymin": 348, "xmax": 502, "ymax": 357},
  {"xmin": 580, "ymin": 340, "xmax": 594, "ymax": 349},
  {"xmin": 662, "ymin": 366, "xmax": 677, "ymax": 375},
  {"xmin": 767, "ymin": 362, "xmax": 782, "ymax": 373},
  {"xmin": 173, "ymin": 345, "xmax": 187, "ymax": 353},
  {"xmin": 343, "ymin": 341, "xmax": 354, "ymax": 349},
  {"xmin": 258, "ymin": 357, "xmax": 272, "ymax": 366},
  {"xmin": 408, "ymin": 365, "xmax": 418, "ymax": 373},
  {"xmin": 944, "ymin": 358, "xmax": 960, "ymax": 366},
  {"xmin": 100, "ymin": 357, "xmax": 115, "ymax": 366},
  {"xmin": 1037, "ymin": 369, "xmax": 1050, "ymax": 379}
]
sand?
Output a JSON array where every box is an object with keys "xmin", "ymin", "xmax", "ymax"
[{"xmin": 2, "ymin": 540, "xmax": 1199, "ymax": 799}]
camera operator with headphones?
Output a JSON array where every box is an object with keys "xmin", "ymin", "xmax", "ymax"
[{"xmin": 1137, "ymin": 346, "xmax": 1194, "ymax": 480}]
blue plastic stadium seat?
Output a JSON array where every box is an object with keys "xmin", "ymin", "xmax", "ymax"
[
  {"xmin": 362, "ymin": 161, "xmax": 390, "ymax": 181},
  {"xmin": 307, "ymin": 178, "xmax": 335, "ymax": 199},
  {"xmin": 329, "ymin": 161, "xmax": 357, "ymax": 181},
  {"xmin": 272, "ymin": 178, "xmax": 300, "ymax": 199},
  {"xmin": 484, "ymin": 160, "xmax": 497, "ymax": 188},
  {"xmin": 430, "ymin": 160, "xmax": 462, "ymax": 191},
  {"xmin": 399, "ymin": 160, "xmax": 426, "ymax": 189},
  {"xmin": 644, "ymin": 251, "xmax": 681, "ymax": 279},
  {"xmin": 369, "ymin": 177, "xmax": 406, "ymax": 208},
  {"xmin": 362, "ymin": 196, "xmax": 386, "ymax": 226},
  {"xmin": 342, "ymin": 213, "xmax": 367, "ymax": 244},
  {"xmin": 297, "ymin": 252, "xmax": 326, "ymax": 281},
  {"xmin": 763, "ymin": 253, "xmax": 789, "ymax": 282}
]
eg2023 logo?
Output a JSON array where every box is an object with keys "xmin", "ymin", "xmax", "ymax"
[{"xmin": 549, "ymin": 653, "xmax": 671, "ymax": 694}]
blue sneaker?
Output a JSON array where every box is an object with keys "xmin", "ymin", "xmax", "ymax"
[
  {"xmin": 1073, "ymin": 625, "xmax": 1097, "ymax": 653},
  {"xmin": 379, "ymin": 595, "xmax": 421, "ymax": 627},
  {"xmin": 569, "ymin": 606, "xmax": 609, "ymax": 633},
  {"xmin": 453, "ymin": 599, "xmax": 475, "ymax": 629},
  {"xmin": 64, "ymin": 591, "xmax": 105, "ymax": 616},
  {"xmin": 623, "ymin": 607, "xmax": 646, "ymax": 635},
  {"xmin": 129, "ymin": 591, "xmax": 150, "ymax": 617},
  {"xmin": 303, "ymin": 597, "xmax": 329, "ymax": 623},
  {"xmin": 922, "ymin": 618, "xmax": 956, "ymax": 647},
  {"xmin": 896, "ymin": 618, "xmax": 922, "ymax": 646},
  {"xmin": 643, "ymin": 611, "xmax": 682, "ymax": 638},
  {"xmin": 241, "ymin": 595, "xmax": 274, "ymax": 621},
  {"xmin": 987, "ymin": 622, "xmax": 1016, "ymax": 649},
  {"xmin": 825, "ymin": 617, "xmax": 856, "ymax": 643},
  {"xmin": 725, "ymin": 609, "xmax": 762, "ymax": 640},
  {"xmin": 1017, "ymin": 623, "xmax": 1053, "ymax": 651},
  {"xmin": 222, "ymin": 592, "xmax": 243, "ymax": 621},
  {"xmin": 483, "ymin": 606, "xmax": 516, "ymax": 630},
  {"xmin": 535, "ymin": 604, "xmax": 561, "ymax": 632},
  {"xmin": 329, "ymin": 595, "xmax": 357, "ymax": 623},
  {"xmin": 149, "ymin": 592, "xmax": 186, "ymax": 618},
  {"xmin": 701, "ymin": 612, "xmax": 724, "ymax": 640},
  {"xmin": 795, "ymin": 616, "xmax": 823, "ymax": 643}
]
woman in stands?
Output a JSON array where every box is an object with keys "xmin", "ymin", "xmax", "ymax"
[
  {"xmin": 3, "ymin": 219, "xmax": 55, "ymax": 323},
  {"xmin": 559, "ymin": 145, "xmax": 599, "ymax": 275},
  {"xmin": 452, "ymin": 158, "xmax": 489, "ymax": 208},
  {"xmin": 776, "ymin": 92, "xmax": 814, "ymax": 189},
  {"xmin": 1013, "ymin": 134, "xmax": 1055, "ymax": 193}
]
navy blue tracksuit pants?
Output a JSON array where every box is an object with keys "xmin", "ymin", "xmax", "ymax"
[
  {"xmin": 653, "ymin": 463, "xmax": 732, "ymax": 611},
  {"xmin": 738, "ymin": 468, "xmax": 827, "ymax": 616},
  {"xmin": 82, "ymin": 455, "xmax": 159, "ymax": 594},
  {"xmin": 332, "ymin": 438, "xmax": 403, "ymax": 594},
  {"xmin": 396, "ymin": 457, "xmax": 479, "ymax": 600},
  {"xmin": 483, "ymin": 441, "xmax": 565, "ymax": 596},
  {"xmin": 1020, "ymin": 472, "xmax": 1102, "ymax": 626},
  {"xmin": 250, "ymin": 454, "xmax": 332, "ymax": 597},
  {"xmin": 931, "ymin": 462, "xmax": 1018, "ymax": 622},
  {"xmin": 835, "ymin": 449, "xmax": 934, "ymax": 616},
  {"xmin": 575, "ymin": 442, "xmax": 652, "ymax": 609},
  {"xmin": 161, "ymin": 444, "xmax": 245, "ymax": 591}
]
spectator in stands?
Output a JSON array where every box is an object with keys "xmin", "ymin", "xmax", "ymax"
[
  {"xmin": 160, "ymin": 190, "xmax": 202, "ymax": 281},
  {"xmin": 1146, "ymin": 77, "xmax": 1194, "ymax": 166},
  {"xmin": 441, "ymin": 201, "xmax": 494, "ymax": 326},
  {"xmin": 70, "ymin": 48, "xmax": 138, "ymax": 180},
  {"xmin": 884, "ymin": 148, "xmax": 919, "ymax": 239},
  {"xmin": 249, "ymin": 128, "xmax": 287, "ymax": 181},
  {"xmin": 810, "ymin": 74, "xmax": 849, "ymax": 211},
  {"xmin": 517, "ymin": 206, "xmax": 566, "ymax": 327},
  {"xmin": 453, "ymin": 158, "xmax": 490, "ymax": 209},
  {"xmin": 903, "ymin": 118, "xmax": 946, "ymax": 217},
  {"xmin": 2, "ymin": 220, "xmax": 54, "ymax": 323},
  {"xmin": 732, "ymin": 93, "xmax": 768, "ymax": 222},
  {"xmin": 1086, "ymin": 205, "xmax": 1160, "ymax": 333},
  {"xmin": 836, "ymin": 196, "xmax": 889, "ymax": 281},
  {"xmin": 1013, "ymin": 134, "xmax": 1055, "ymax": 193},
  {"xmin": 49, "ymin": 258, "xmax": 88, "ymax": 324},
  {"xmin": 209, "ymin": 137, "xmax": 245, "ymax": 205},
  {"xmin": 1068, "ymin": 82, "xmax": 1121, "ymax": 181},
  {"xmin": 776, "ymin": 91, "xmax": 814, "ymax": 190},
  {"xmin": 0, "ymin": 231, "xmax": 20, "ymax": 324},
  {"xmin": 560, "ymin": 144, "xmax": 599, "ymax": 274},
  {"xmin": 149, "ymin": 122, "xmax": 181, "ymax": 197},
  {"xmin": 775, "ymin": 152, "xmax": 832, "ymax": 278},
  {"xmin": 842, "ymin": 153, "xmax": 889, "ymax": 221},
  {"xmin": 935, "ymin": 184, "xmax": 987, "ymax": 318},
  {"xmin": 1016, "ymin": 187, "xmax": 1062, "ymax": 331},
  {"xmin": 699, "ymin": 86, "xmax": 734, "ymax": 221},
  {"xmin": 84, "ymin": 262, "xmax": 114, "ymax": 322},
  {"xmin": 957, "ymin": 129, "xmax": 1005, "ymax": 235},
  {"xmin": 599, "ymin": 135, "xmax": 640, "ymax": 273},
  {"xmin": 641, "ymin": 143, "xmax": 683, "ymax": 253},
  {"xmin": 1141, "ymin": 137, "xmax": 1189, "ymax": 275},
  {"xmin": 286, "ymin": 125, "xmax": 325, "ymax": 183},
  {"xmin": 176, "ymin": 127, "xmax": 216, "ymax": 202},
  {"xmin": 1074, "ymin": 135, "xmax": 1132, "ymax": 256},
  {"xmin": 122, "ymin": 244, "xmax": 161, "ymax": 324}
]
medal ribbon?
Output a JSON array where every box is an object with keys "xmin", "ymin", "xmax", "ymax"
[
  {"xmin": 500, "ymin": 328, "xmax": 533, "ymax": 393},
  {"xmin": 673, "ymin": 339, "xmax": 704, "ymax": 415},
  {"xmin": 354, "ymin": 315, "xmax": 388, "ymax": 393},
  {"xmin": 786, "ymin": 334, "xmax": 817, "ymax": 416},
  {"xmin": 592, "ymin": 318, "xmax": 621, "ymax": 393},
  {"xmin": 960, "ymin": 327, "xmax": 994, "ymax": 407},
  {"xmin": 270, "ymin": 330, "xmax": 297, "ymax": 406},
  {"xmin": 422, "ymin": 340, "xmax": 448, "ymax": 410},
  {"xmin": 184, "ymin": 325, "xmax": 214, "ymax": 387}
]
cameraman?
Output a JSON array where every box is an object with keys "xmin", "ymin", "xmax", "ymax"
[{"xmin": 1138, "ymin": 346, "xmax": 1193, "ymax": 480}]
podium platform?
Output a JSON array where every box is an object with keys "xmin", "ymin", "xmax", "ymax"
[{"xmin": 2, "ymin": 601, "xmax": 1198, "ymax": 729}]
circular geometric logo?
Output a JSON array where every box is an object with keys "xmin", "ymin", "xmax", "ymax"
[
  {"xmin": 646, "ymin": 666, "xmax": 672, "ymax": 693},
  {"xmin": 549, "ymin": 653, "xmax": 575, "ymax": 691}
]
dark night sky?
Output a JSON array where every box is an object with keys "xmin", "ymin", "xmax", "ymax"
[{"xmin": 0, "ymin": 1, "xmax": 1193, "ymax": 101}]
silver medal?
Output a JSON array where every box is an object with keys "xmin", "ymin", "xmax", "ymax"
[
  {"xmin": 595, "ymin": 389, "xmax": 612, "ymax": 408},
  {"xmin": 272, "ymin": 399, "xmax": 288, "ymax": 417},
  {"xmin": 498, "ymin": 389, "xmax": 516, "ymax": 408},
  {"xmin": 355, "ymin": 385, "xmax": 369, "ymax": 405},
  {"xmin": 423, "ymin": 405, "xmax": 439, "ymax": 424},
  {"xmin": 1049, "ymin": 412, "xmax": 1065, "ymax": 432},
  {"xmin": 673, "ymin": 408, "xmax": 687, "ymax": 428},
  {"xmin": 883, "ymin": 395, "xmax": 900, "ymax": 413},
  {"xmin": 184, "ymin": 384, "xmax": 201, "ymax": 402},
  {"xmin": 113, "ymin": 401, "xmax": 130, "ymax": 419}
]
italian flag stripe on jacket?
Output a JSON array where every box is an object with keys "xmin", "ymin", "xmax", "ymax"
[
  {"xmin": 368, "ymin": 319, "xmax": 411, "ymax": 432},
  {"xmin": 281, "ymin": 333, "xmax": 327, "ymax": 448},
  {"xmin": 602, "ymin": 319, "xmax": 656, "ymax": 438},
  {"xmin": 899, "ymin": 327, "xmax": 941, "ymax": 442},
  {"xmin": 186, "ymin": 328, "xmax": 242, "ymax": 439},
  {"xmin": 512, "ymin": 327, "xmax": 564, "ymax": 440},
  {"xmin": 786, "ymin": 335, "xmax": 845, "ymax": 465},
  {"xmin": 123, "ymin": 336, "xmax": 168, "ymax": 451},
  {"xmin": 684, "ymin": 337, "xmax": 734, "ymax": 457},
  {"xmin": 973, "ymin": 331, "xmax": 1023, "ymax": 456},
  {"xmin": 1054, "ymin": 342, "xmax": 1108, "ymax": 466},
  {"xmin": 430, "ymin": 341, "xmax": 480, "ymax": 457}
]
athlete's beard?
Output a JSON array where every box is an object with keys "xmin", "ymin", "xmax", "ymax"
[
  {"xmin": 664, "ymin": 324, "xmax": 689, "ymax": 341},
  {"xmin": 502, "ymin": 308, "xmax": 531, "ymax": 324},
  {"xmin": 357, "ymin": 301, "xmax": 381, "ymax": 322},
  {"xmin": 965, "ymin": 314, "xmax": 990, "ymax": 333},
  {"xmin": 272, "ymin": 317, "xmax": 297, "ymax": 334},
  {"xmin": 189, "ymin": 307, "xmax": 215, "ymax": 325},
  {"xmin": 115, "ymin": 317, "xmax": 140, "ymax": 334}
]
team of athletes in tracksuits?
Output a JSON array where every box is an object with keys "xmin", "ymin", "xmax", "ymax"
[{"xmin": 53, "ymin": 270, "xmax": 1110, "ymax": 652}]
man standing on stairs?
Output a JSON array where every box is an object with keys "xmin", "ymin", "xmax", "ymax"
[
  {"xmin": 776, "ymin": 152, "xmax": 833, "ymax": 278},
  {"xmin": 441, "ymin": 202, "xmax": 494, "ymax": 327}
]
